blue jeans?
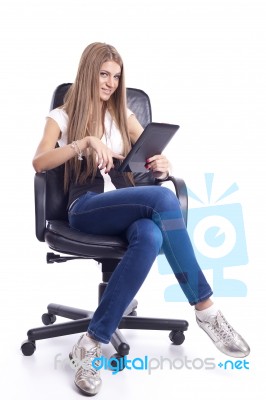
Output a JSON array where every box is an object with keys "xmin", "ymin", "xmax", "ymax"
[{"xmin": 68, "ymin": 186, "xmax": 213, "ymax": 344}]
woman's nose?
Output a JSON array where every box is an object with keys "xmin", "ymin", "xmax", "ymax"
[{"xmin": 107, "ymin": 76, "xmax": 114, "ymax": 87}]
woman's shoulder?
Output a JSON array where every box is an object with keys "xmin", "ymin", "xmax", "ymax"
[
  {"xmin": 47, "ymin": 107, "xmax": 68, "ymax": 129},
  {"xmin": 47, "ymin": 107, "xmax": 69, "ymax": 141},
  {"xmin": 48, "ymin": 107, "xmax": 68, "ymax": 121}
]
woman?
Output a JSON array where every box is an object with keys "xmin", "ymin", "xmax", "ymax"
[{"xmin": 33, "ymin": 42, "xmax": 250, "ymax": 396}]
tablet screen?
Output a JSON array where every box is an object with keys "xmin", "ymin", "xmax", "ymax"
[{"xmin": 117, "ymin": 122, "xmax": 179, "ymax": 173}]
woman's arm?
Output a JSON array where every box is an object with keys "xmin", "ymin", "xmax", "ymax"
[
  {"xmin": 33, "ymin": 117, "xmax": 124, "ymax": 173},
  {"xmin": 33, "ymin": 118, "xmax": 77, "ymax": 172},
  {"xmin": 127, "ymin": 114, "xmax": 144, "ymax": 143}
]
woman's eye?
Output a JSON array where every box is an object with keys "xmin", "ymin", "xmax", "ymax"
[{"xmin": 100, "ymin": 72, "xmax": 108, "ymax": 77}]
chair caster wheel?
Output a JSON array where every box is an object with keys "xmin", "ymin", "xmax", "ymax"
[
  {"xmin": 21, "ymin": 340, "xmax": 36, "ymax": 356},
  {"xmin": 110, "ymin": 353, "xmax": 126, "ymax": 371},
  {"xmin": 42, "ymin": 313, "xmax": 57, "ymax": 325},
  {"xmin": 169, "ymin": 330, "xmax": 185, "ymax": 345}
]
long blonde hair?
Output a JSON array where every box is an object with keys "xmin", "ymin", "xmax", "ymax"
[{"xmin": 63, "ymin": 42, "xmax": 132, "ymax": 189}]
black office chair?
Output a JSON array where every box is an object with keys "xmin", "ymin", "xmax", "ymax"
[{"xmin": 21, "ymin": 84, "xmax": 189, "ymax": 365}]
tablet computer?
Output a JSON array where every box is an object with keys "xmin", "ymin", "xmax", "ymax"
[{"xmin": 117, "ymin": 122, "xmax": 179, "ymax": 173}]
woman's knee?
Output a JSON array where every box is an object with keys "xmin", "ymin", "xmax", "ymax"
[
  {"xmin": 126, "ymin": 219, "xmax": 163, "ymax": 253},
  {"xmin": 153, "ymin": 186, "xmax": 181, "ymax": 212}
]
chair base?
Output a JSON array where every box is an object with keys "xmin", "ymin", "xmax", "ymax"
[{"xmin": 21, "ymin": 301, "xmax": 189, "ymax": 357}]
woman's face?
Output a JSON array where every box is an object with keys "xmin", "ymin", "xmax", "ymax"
[{"xmin": 99, "ymin": 61, "xmax": 121, "ymax": 102}]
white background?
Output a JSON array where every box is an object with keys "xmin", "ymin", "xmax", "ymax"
[{"xmin": 0, "ymin": 0, "xmax": 265, "ymax": 399}]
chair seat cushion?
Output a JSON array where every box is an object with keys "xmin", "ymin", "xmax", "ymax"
[{"xmin": 45, "ymin": 220, "xmax": 128, "ymax": 259}]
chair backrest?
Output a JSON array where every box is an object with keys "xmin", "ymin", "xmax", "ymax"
[{"xmin": 35, "ymin": 85, "xmax": 154, "ymax": 241}]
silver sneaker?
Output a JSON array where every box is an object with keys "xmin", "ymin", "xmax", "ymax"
[
  {"xmin": 196, "ymin": 310, "xmax": 250, "ymax": 358},
  {"xmin": 69, "ymin": 334, "xmax": 102, "ymax": 396}
]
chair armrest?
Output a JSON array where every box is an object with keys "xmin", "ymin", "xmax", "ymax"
[
  {"xmin": 160, "ymin": 175, "xmax": 188, "ymax": 226},
  {"xmin": 34, "ymin": 172, "xmax": 47, "ymax": 242}
]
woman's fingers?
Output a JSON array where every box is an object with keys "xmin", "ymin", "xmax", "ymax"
[
  {"xmin": 146, "ymin": 154, "xmax": 169, "ymax": 173},
  {"xmin": 86, "ymin": 137, "xmax": 125, "ymax": 172},
  {"xmin": 112, "ymin": 153, "xmax": 125, "ymax": 160},
  {"xmin": 104, "ymin": 152, "xmax": 125, "ymax": 172},
  {"xmin": 98, "ymin": 151, "xmax": 125, "ymax": 172}
]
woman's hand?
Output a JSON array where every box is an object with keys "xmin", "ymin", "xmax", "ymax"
[
  {"xmin": 85, "ymin": 136, "xmax": 124, "ymax": 173},
  {"xmin": 145, "ymin": 154, "xmax": 170, "ymax": 180}
]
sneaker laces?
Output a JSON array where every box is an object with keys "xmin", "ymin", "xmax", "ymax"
[
  {"xmin": 208, "ymin": 312, "xmax": 236, "ymax": 345},
  {"xmin": 76, "ymin": 344, "xmax": 101, "ymax": 377}
]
